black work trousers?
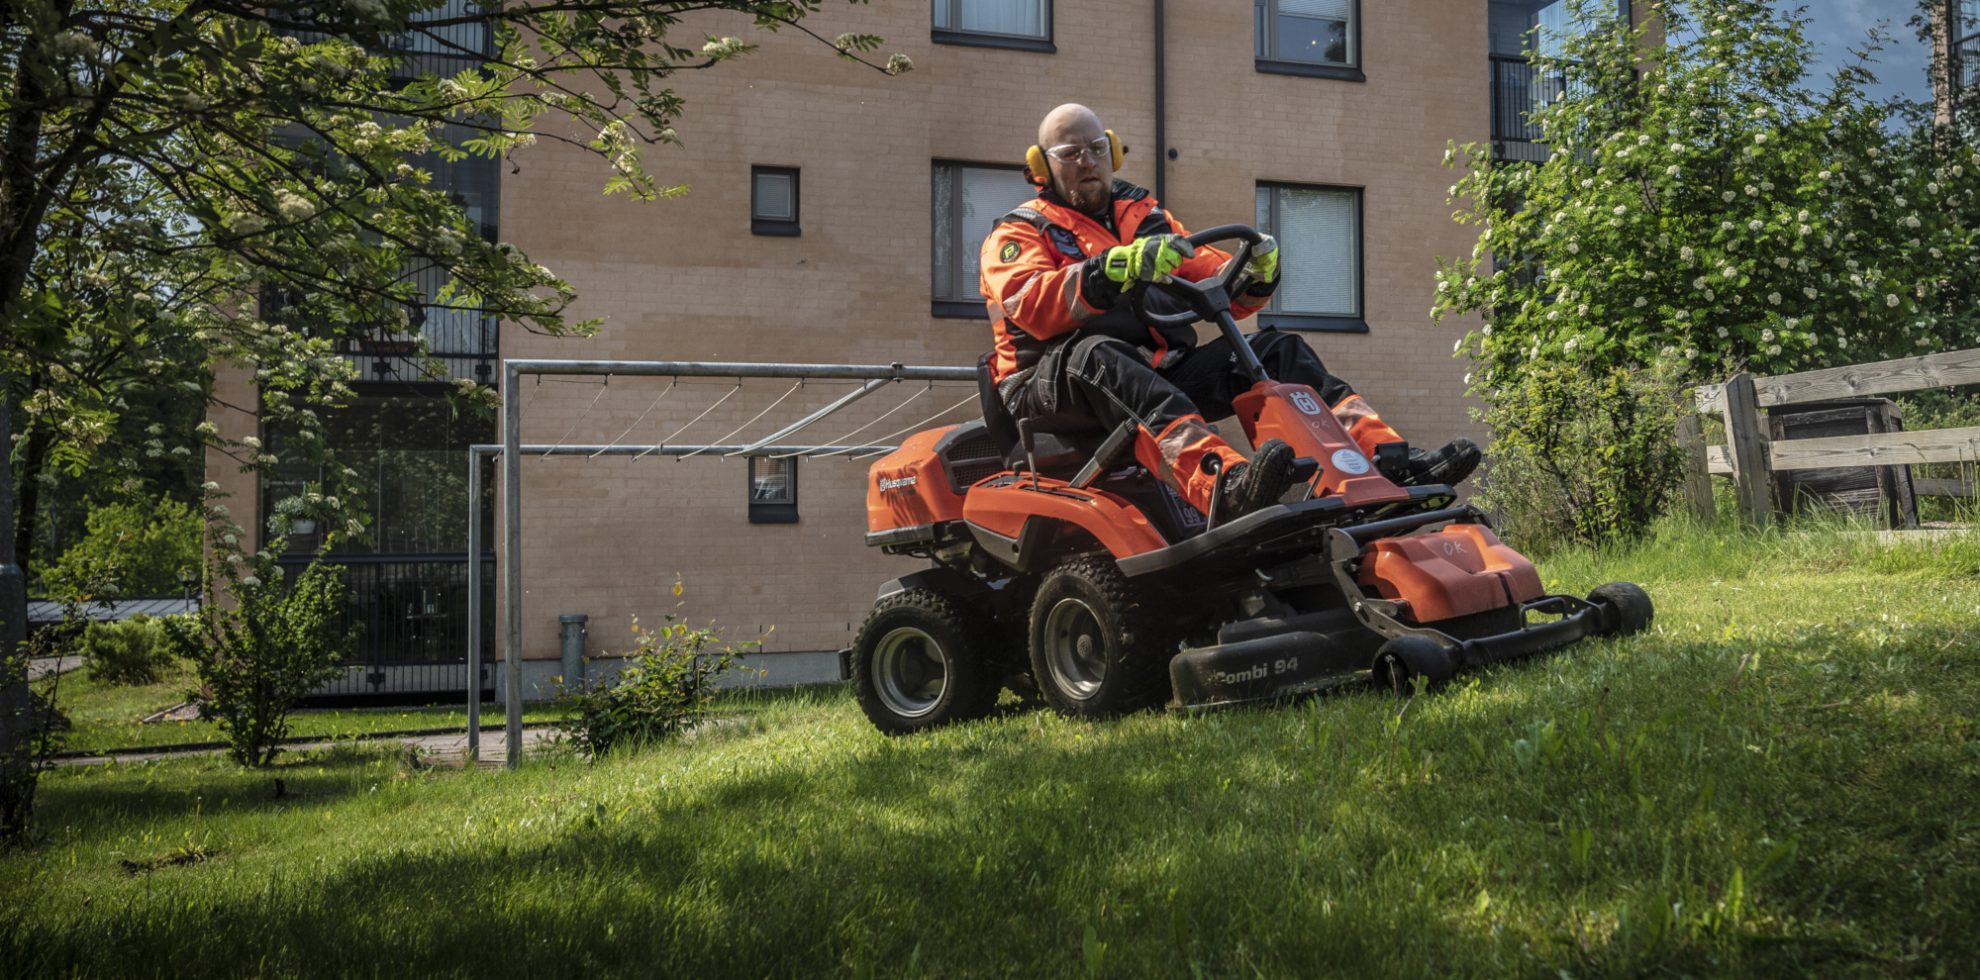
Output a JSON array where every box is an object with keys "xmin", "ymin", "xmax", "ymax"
[{"xmin": 1005, "ymin": 329, "xmax": 1360, "ymax": 439}]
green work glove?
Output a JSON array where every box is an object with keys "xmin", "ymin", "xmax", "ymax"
[
  {"xmin": 1101, "ymin": 234, "xmax": 1195, "ymax": 285},
  {"xmin": 1246, "ymin": 234, "xmax": 1279, "ymax": 281}
]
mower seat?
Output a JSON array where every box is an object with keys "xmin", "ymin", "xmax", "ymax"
[{"xmin": 974, "ymin": 355, "xmax": 1110, "ymax": 478}]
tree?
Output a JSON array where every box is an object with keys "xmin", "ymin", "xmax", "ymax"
[
  {"xmin": 1434, "ymin": 0, "xmax": 1976, "ymax": 391},
  {"xmin": 0, "ymin": 0, "xmax": 904, "ymax": 838}
]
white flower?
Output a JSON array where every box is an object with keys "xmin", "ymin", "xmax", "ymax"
[
  {"xmin": 274, "ymin": 189, "xmax": 314, "ymax": 221},
  {"xmin": 1685, "ymin": 348, "xmax": 1698, "ymax": 359},
  {"xmin": 225, "ymin": 553, "xmax": 242, "ymax": 566},
  {"xmin": 1785, "ymin": 317, "xmax": 1799, "ymax": 329},
  {"xmin": 240, "ymin": 575, "xmax": 260, "ymax": 588},
  {"xmin": 884, "ymin": 53, "xmax": 914, "ymax": 75},
  {"xmin": 1767, "ymin": 344, "xmax": 1782, "ymax": 356},
  {"xmin": 1679, "ymin": 246, "xmax": 1695, "ymax": 262},
  {"xmin": 700, "ymin": 36, "xmax": 746, "ymax": 58},
  {"xmin": 1721, "ymin": 221, "xmax": 1735, "ymax": 232},
  {"xmin": 1637, "ymin": 134, "xmax": 1651, "ymax": 145},
  {"xmin": 241, "ymin": 435, "xmax": 262, "ymax": 450},
  {"xmin": 1567, "ymin": 241, "xmax": 1580, "ymax": 253},
  {"xmin": 1904, "ymin": 215, "xmax": 1921, "ymax": 229},
  {"xmin": 1716, "ymin": 325, "xmax": 1729, "ymax": 337},
  {"xmin": 1886, "ymin": 294, "xmax": 1900, "ymax": 307},
  {"xmin": 1547, "ymin": 310, "xmax": 1560, "ymax": 321},
  {"xmin": 1721, "ymin": 265, "xmax": 1737, "ymax": 279},
  {"xmin": 1670, "ymin": 143, "xmax": 1685, "ymax": 154},
  {"xmin": 1838, "ymin": 337, "xmax": 1848, "ymax": 349},
  {"xmin": 1755, "ymin": 133, "xmax": 1769, "ymax": 144},
  {"xmin": 1564, "ymin": 336, "xmax": 1580, "ymax": 352},
  {"xmin": 1666, "ymin": 165, "xmax": 1681, "ymax": 177},
  {"xmin": 1762, "ymin": 328, "xmax": 1775, "ymax": 342},
  {"xmin": 1744, "ymin": 185, "xmax": 1758, "ymax": 196},
  {"xmin": 1931, "ymin": 247, "xmax": 1944, "ymax": 259},
  {"xmin": 1722, "ymin": 190, "xmax": 1737, "ymax": 203},
  {"xmin": 1928, "ymin": 182, "xmax": 1941, "ymax": 194},
  {"xmin": 1760, "ymin": 181, "xmax": 1773, "ymax": 192},
  {"xmin": 1819, "ymin": 170, "xmax": 1832, "ymax": 180},
  {"xmin": 1463, "ymin": 372, "xmax": 1473, "ymax": 385},
  {"xmin": 1693, "ymin": 276, "xmax": 1708, "ymax": 290},
  {"xmin": 1798, "ymin": 224, "xmax": 1811, "ymax": 237},
  {"xmin": 1767, "ymin": 292, "xmax": 1781, "ymax": 305},
  {"xmin": 1633, "ymin": 296, "xmax": 1648, "ymax": 308},
  {"xmin": 1452, "ymin": 337, "xmax": 1464, "ymax": 353},
  {"xmin": 1775, "ymin": 257, "xmax": 1790, "ymax": 268},
  {"xmin": 1803, "ymin": 286, "xmax": 1818, "ymax": 299},
  {"xmin": 1613, "ymin": 205, "xmax": 1626, "ymax": 216},
  {"xmin": 1481, "ymin": 323, "xmax": 1492, "ymax": 336},
  {"xmin": 202, "ymin": 481, "xmax": 220, "ymax": 492},
  {"xmin": 1748, "ymin": 219, "xmax": 1764, "ymax": 231}
]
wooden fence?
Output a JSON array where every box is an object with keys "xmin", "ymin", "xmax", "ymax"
[{"xmin": 1683, "ymin": 347, "xmax": 1980, "ymax": 527}]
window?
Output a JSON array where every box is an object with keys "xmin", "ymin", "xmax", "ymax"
[
  {"xmin": 933, "ymin": 0, "xmax": 1054, "ymax": 52},
  {"xmin": 932, "ymin": 162, "xmax": 1034, "ymax": 318},
  {"xmin": 750, "ymin": 166, "xmax": 800, "ymax": 236},
  {"xmin": 1255, "ymin": 183, "xmax": 1363, "ymax": 331},
  {"xmin": 1255, "ymin": 0, "xmax": 1362, "ymax": 80},
  {"xmin": 1960, "ymin": 1, "xmax": 1980, "ymax": 91},
  {"xmin": 748, "ymin": 456, "xmax": 798, "ymax": 524}
]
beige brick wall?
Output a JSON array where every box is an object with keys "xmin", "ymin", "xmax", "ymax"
[{"xmin": 496, "ymin": 0, "xmax": 1491, "ymax": 661}]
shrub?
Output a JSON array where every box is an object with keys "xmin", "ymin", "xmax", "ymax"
[
  {"xmin": 80, "ymin": 614, "xmax": 173, "ymax": 686},
  {"xmin": 163, "ymin": 561, "xmax": 356, "ymax": 767},
  {"xmin": 39, "ymin": 499, "xmax": 199, "ymax": 599},
  {"xmin": 1475, "ymin": 357, "xmax": 1689, "ymax": 553},
  {"xmin": 557, "ymin": 594, "xmax": 759, "ymax": 760}
]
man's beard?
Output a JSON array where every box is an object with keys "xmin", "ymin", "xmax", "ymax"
[{"xmin": 1060, "ymin": 177, "xmax": 1110, "ymax": 215}]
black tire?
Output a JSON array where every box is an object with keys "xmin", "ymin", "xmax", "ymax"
[
  {"xmin": 850, "ymin": 589, "xmax": 1001, "ymax": 735},
  {"xmin": 1587, "ymin": 582, "xmax": 1654, "ymax": 637},
  {"xmin": 1373, "ymin": 635, "xmax": 1458, "ymax": 697},
  {"xmin": 1027, "ymin": 556, "xmax": 1171, "ymax": 718}
]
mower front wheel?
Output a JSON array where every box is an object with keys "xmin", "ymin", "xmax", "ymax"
[
  {"xmin": 1029, "ymin": 557, "xmax": 1169, "ymax": 719},
  {"xmin": 851, "ymin": 589, "xmax": 1000, "ymax": 735},
  {"xmin": 1588, "ymin": 582, "xmax": 1654, "ymax": 637},
  {"xmin": 1373, "ymin": 635, "xmax": 1457, "ymax": 697}
]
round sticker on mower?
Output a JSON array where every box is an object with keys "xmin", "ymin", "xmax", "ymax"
[{"xmin": 1331, "ymin": 449, "xmax": 1370, "ymax": 475}]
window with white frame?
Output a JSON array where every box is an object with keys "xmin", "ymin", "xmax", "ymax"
[
  {"xmin": 1255, "ymin": 183, "xmax": 1362, "ymax": 328},
  {"xmin": 933, "ymin": 0, "xmax": 1051, "ymax": 49},
  {"xmin": 932, "ymin": 162, "xmax": 1035, "ymax": 316},
  {"xmin": 1255, "ymin": 0, "xmax": 1358, "ymax": 72}
]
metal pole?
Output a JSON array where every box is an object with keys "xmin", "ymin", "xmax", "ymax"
[
  {"xmin": 507, "ymin": 358, "xmax": 975, "ymax": 382},
  {"xmin": 502, "ymin": 365, "xmax": 524, "ymax": 769},
  {"xmin": 465, "ymin": 446, "xmax": 483, "ymax": 764}
]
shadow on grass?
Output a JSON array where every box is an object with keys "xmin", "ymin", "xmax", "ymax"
[
  {"xmin": 22, "ymin": 745, "xmax": 399, "ymax": 840},
  {"xmin": 9, "ymin": 618, "xmax": 1980, "ymax": 978}
]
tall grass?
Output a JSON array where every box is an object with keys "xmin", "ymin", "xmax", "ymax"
[{"xmin": 4, "ymin": 520, "xmax": 1978, "ymax": 978}]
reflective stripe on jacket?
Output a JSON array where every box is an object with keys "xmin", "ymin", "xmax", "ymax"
[{"xmin": 977, "ymin": 179, "xmax": 1276, "ymax": 384}]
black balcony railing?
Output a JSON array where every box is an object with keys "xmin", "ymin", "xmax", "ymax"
[
  {"xmin": 280, "ymin": 553, "xmax": 496, "ymax": 697},
  {"xmin": 1491, "ymin": 54, "xmax": 1571, "ymax": 159}
]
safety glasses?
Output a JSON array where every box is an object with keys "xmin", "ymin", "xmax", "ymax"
[{"xmin": 1043, "ymin": 136, "xmax": 1111, "ymax": 164}]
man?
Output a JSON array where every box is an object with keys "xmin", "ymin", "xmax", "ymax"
[{"xmin": 978, "ymin": 103, "xmax": 1479, "ymax": 520}]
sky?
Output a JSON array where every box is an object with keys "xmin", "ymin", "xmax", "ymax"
[{"xmin": 1780, "ymin": 0, "xmax": 1934, "ymax": 104}]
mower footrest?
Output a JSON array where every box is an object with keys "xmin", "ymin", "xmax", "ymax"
[{"xmin": 1169, "ymin": 631, "xmax": 1368, "ymax": 711}]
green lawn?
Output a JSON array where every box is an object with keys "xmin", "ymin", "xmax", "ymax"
[
  {"xmin": 4, "ymin": 520, "xmax": 1978, "ymax": 977},
  {"xmin": 43, "ymin": 665, "xmax": 568, "ymax": 754}
]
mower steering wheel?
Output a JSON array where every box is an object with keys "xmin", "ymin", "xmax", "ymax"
[{"xmin": 1129, "ymin": 224, "xmax": 1264, "ymax": 330}]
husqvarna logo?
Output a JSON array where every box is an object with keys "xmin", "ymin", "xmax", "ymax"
[
  {"xmin": 877, "ymin": 474, "xmax": 918, "ymax": 493},
  {"xmin": 1291, "ymin": 391, "xmax": 1324, "ymax": 416}
]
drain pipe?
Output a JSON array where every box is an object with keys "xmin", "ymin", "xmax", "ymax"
[{"xmin": 1154, "ymin": 0, "xmax": 1166, "ymax": 202}]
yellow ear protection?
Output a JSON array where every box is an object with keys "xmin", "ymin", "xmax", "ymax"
[{"xmin": 1025, "ymin": 129, "xmax": 1126, "ymax": 186}]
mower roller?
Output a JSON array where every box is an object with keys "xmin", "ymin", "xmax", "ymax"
[{"xmin": 844, "ymin": 224, "xmax": 1652, "ymax": 734}]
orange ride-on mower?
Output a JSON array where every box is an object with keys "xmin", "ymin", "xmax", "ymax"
[{"xmin": 844, "ymin": 225, "xmax": 1652, "ymax": 734}]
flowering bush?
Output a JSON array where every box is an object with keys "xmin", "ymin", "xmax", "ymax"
[
  {"xmin": 556, "ymin": 581, "xmax": 759, "ymax": 760},
  {"xmin": 1435, "ymin": 0, "xmax": 1979, "ymax": 386},
  {"xmin": 159, "ymin": 487, "xmax": 357, "ymax": 767}
]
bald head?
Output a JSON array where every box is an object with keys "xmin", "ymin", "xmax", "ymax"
[
  {"xmin": 1038, "ymin": 103, "xmax": 1103, "ymax": 148},
  {"xmin": 1035, "ymin": 103, "xmax": 1111, "ymax": 215}
]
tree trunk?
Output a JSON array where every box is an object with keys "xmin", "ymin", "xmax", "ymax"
[
  {"xmin": 1, "ymin": 391, "xmax": 35, "ymax": 841},
  {"xmin": 11, "ymin": 418, "xmax": 49, "ymax": 585}
]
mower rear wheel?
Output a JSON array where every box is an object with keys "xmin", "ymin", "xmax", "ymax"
[
  {"xmin": 1029, "ymin": 557, "xmax": 1169, "ymax": 718},
  {"xmin": 1373, "ymin": 635, "xmax": 1458, "ymax": 697},
  {"xmin": 1588, "ymin": 582, "xmax": 1654, "ymax": 637},
  {"xmin": 851, "ymin": 589, "xmax": 1000, "ymax": 735}
]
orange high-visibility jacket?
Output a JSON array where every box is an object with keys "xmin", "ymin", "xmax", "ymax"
[{"xmin": 978, "ymin": 179, "xmax": 1277, "ymax": 384}]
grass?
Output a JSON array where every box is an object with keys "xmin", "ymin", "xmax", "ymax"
[
  {"xmin": 4, "ymin": 517, "xmax": 1979, "ymax": 977},
  {"xmin": 42, "ymin": 665, "xmax": 570, "ymax": 754}
]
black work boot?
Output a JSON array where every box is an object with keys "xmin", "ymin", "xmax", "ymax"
[
  {"xmin": 1403, "ymin": 437, "xmax": 1481, "ymax": 488},
  {"xmin": 1216, "ymin": 439, "xmax": 1298, "ymax": 520}
]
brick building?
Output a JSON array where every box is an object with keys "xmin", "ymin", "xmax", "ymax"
[{"xmin": 210, "ymin": 0, "xmax": 1641, "ymax": 696}]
